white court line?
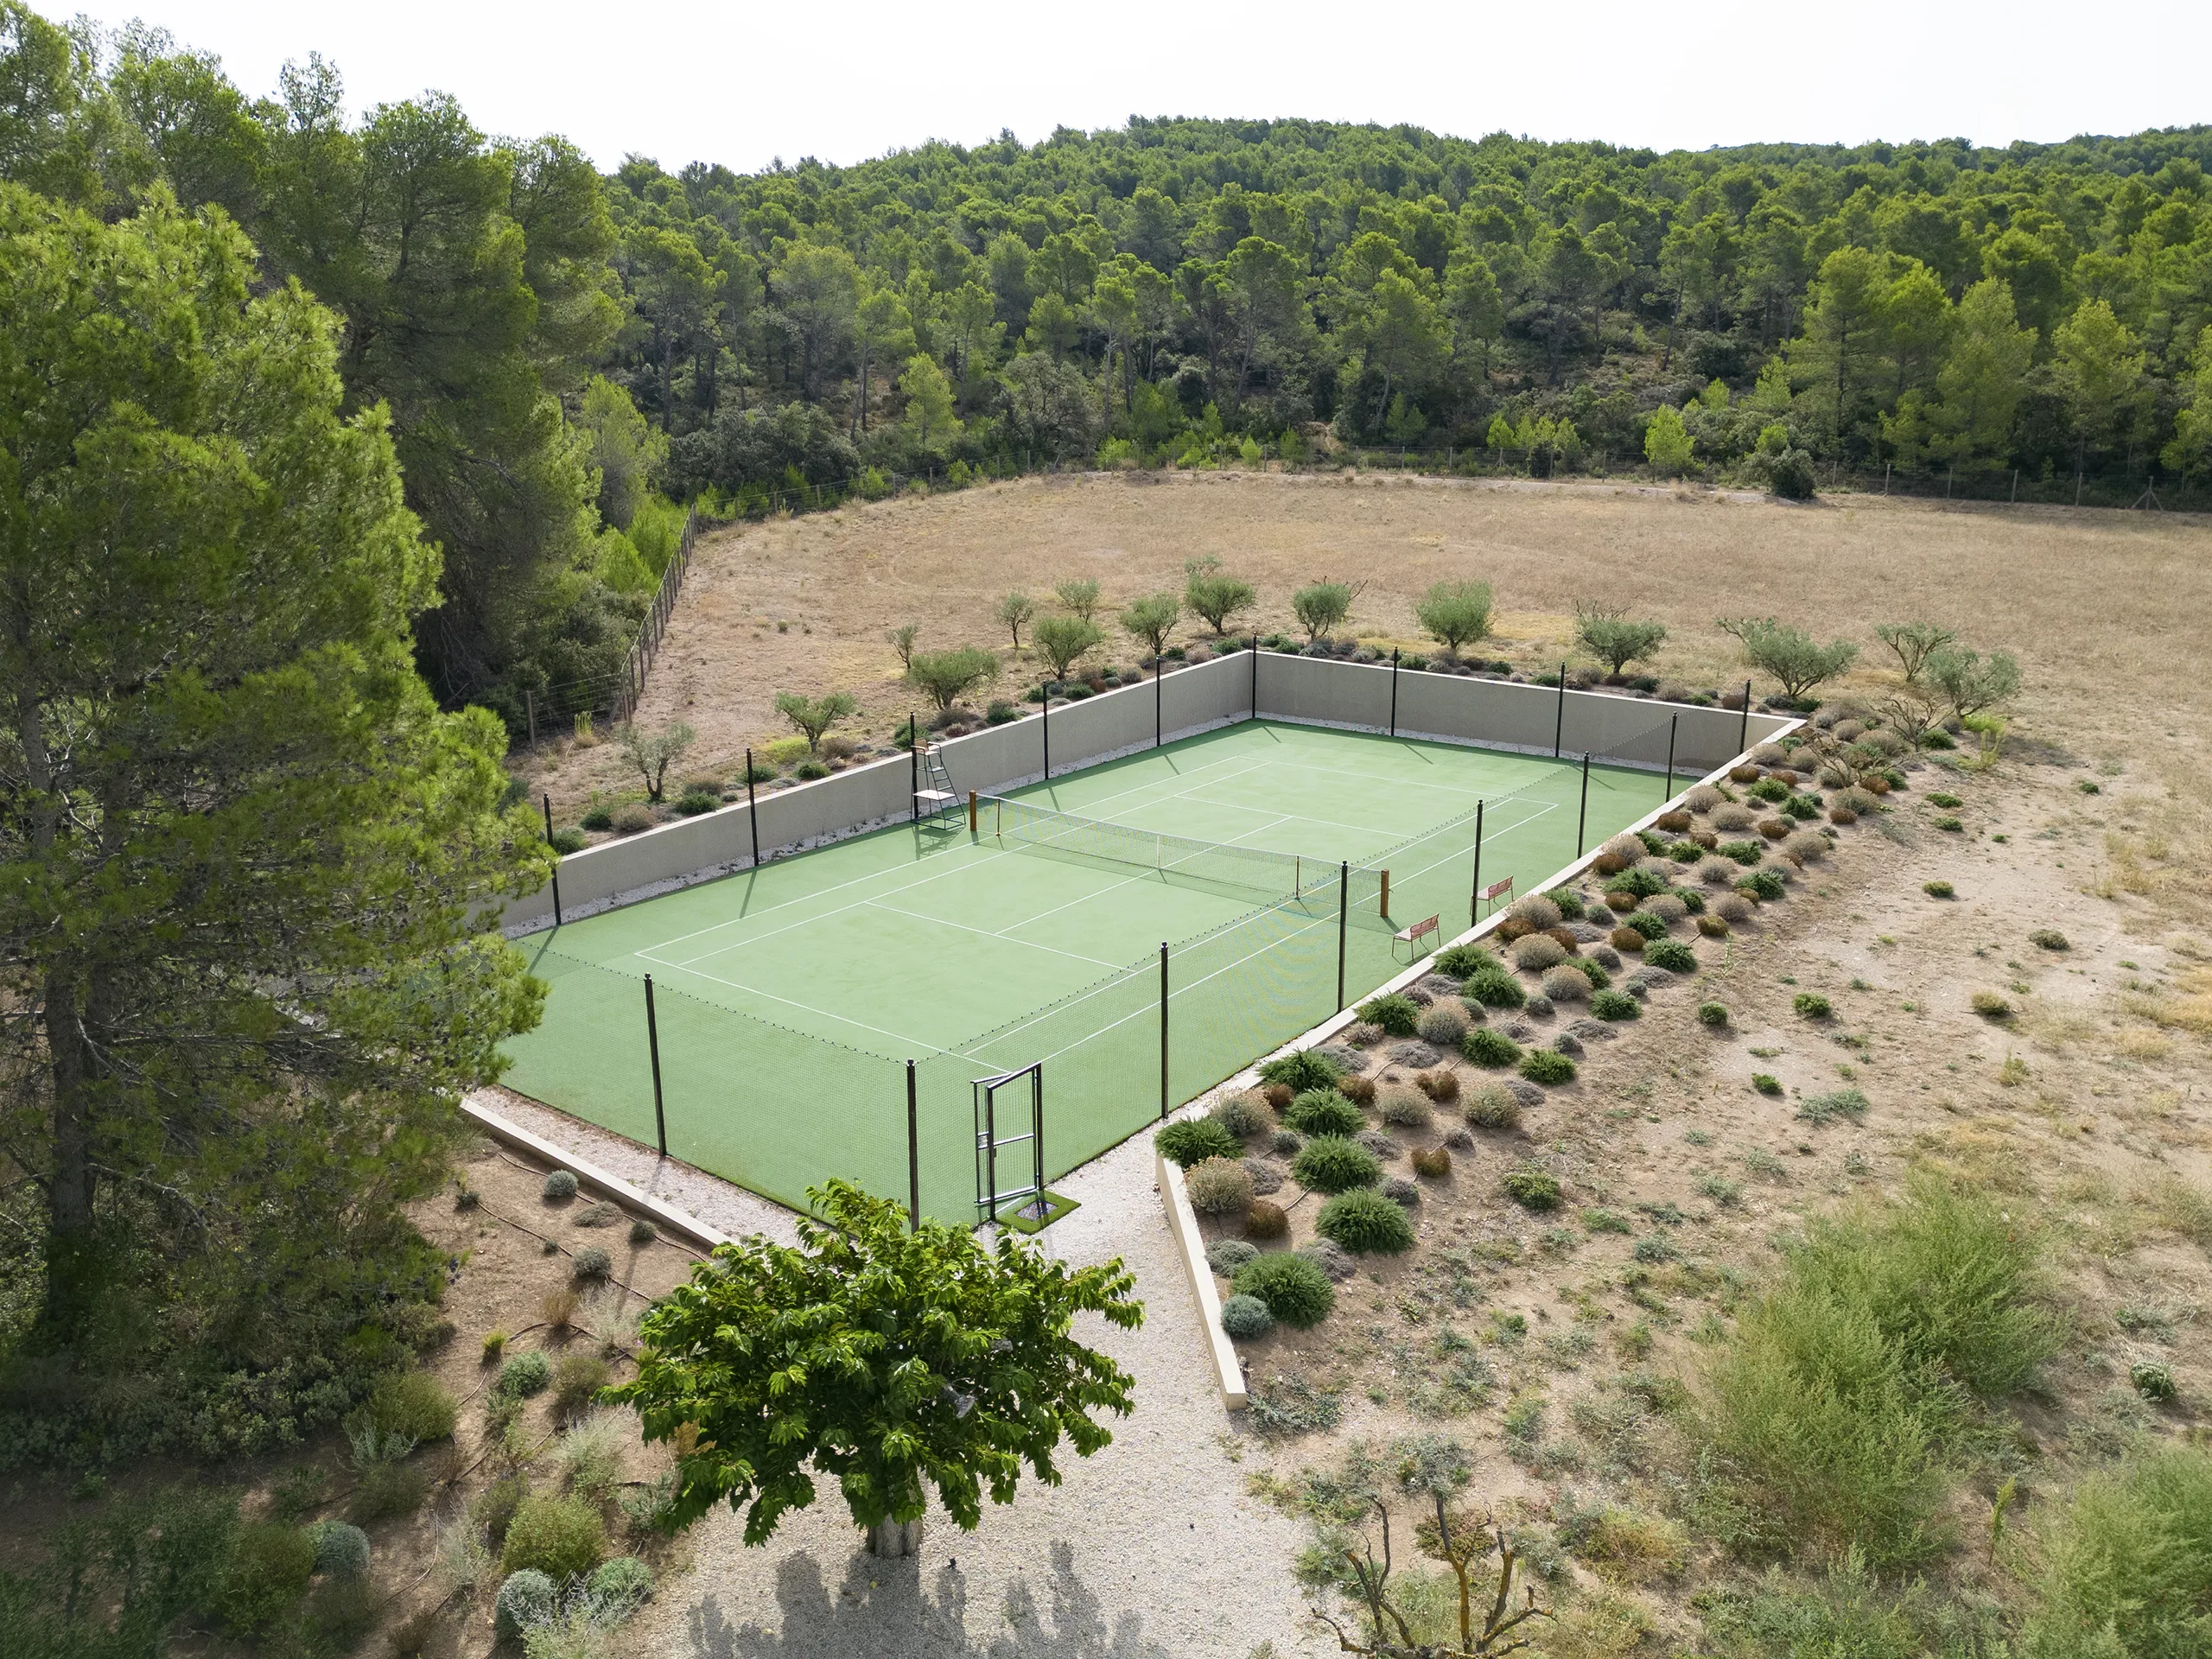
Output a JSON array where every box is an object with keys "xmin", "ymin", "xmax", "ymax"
[{"xmin": 863, "ymin": 898, "xmax": 1127, "ymax": 969}]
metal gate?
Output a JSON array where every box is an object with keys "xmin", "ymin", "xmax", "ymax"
[{"xmin": 973, "ymin": 1062, "xmax": 1044, "ymax": 1226}]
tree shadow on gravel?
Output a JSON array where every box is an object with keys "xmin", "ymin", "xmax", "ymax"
[{"xmin": 683, "ymin": 1538, "xmax": 1174, "ymax": 1659}]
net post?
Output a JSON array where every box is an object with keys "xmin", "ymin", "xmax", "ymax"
[
  {"xmin": 1389, "ymin": 648, "xmax": 1399, "ymax": 737},
  {"xmin": 909, "ymin": 712, "xmax": 919, "ymax": 823},
  {"xmin": 1469, "ymin": 799, "xmax": 1484, "ymax": 928},
  {"xmin": 543, "ymin": 793, "xmax": 563, "ymax": 928},
  {"xmin": 1380, "ymin": 868, "xmax": 1391, "ymax": 918},
  {"xmin": 1337, "ymin": 861, "xmax": 1350, "ymax": 1011},
  {"xmin": 1738, "ymin": 681, "xmax": 1751, "ymax": 755},
  {"xmin": 1576, "ymin": 750, "xmax": 1592, "ymax": 857},
  {"xmin": 1664, "ymin": 715, "xmax": 1677, "ymax": 800},
  {"xmin": 1158, "ymin": 943, "xmax": 1169, "ymax": 1122},
  {"xmin": 644, "ymin": 976, "xmax": 666, "ymax": 1158},
  {"xmin": 906, "ymin": 1060, "xmax": 920, "ymax": 1233},
  {"xmin": 746, "ymin": 748, "xmax": 760, "ymax": 868},
  {"xmin": 1554, "ymin": 662, "xmax": 1567, "ymax": 757},
  {"xmin": 967, "ymin": 791, "xmax": 977, "ymax": 835}
]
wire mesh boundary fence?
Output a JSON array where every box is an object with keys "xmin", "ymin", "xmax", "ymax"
[{"xmin": 501, "ymin": 716, "xmax": 1693, "ymax": 1226}]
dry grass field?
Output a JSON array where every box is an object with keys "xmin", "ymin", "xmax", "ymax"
[{"xmin": 519, "ymin": 471, "xmax": 2212, "ymax": 816}]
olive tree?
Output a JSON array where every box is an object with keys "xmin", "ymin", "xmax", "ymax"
[
  {"xmin": 1573, "ymin": 603, "xmax": 1668, "ymax": 676},
  {"xmin": 772, "ymin": 691, "xmax": 857, "ymax": 754},
  {"xmin": 886, "ymin": 623, "xmax": 919, "ymax": 671},
  {"xmin": 1118, "ymin": 592, "xmax": 1181, "ymax": 659},
  {"xmin": 1033, "ymin": 615, "xmax": 1104, "ymax": 681},
  {"xmin": 906, "ymin": 645, "xmax": 1001, "ymax": 713},
  {"xmin": 1872, "ymin": 621, "xmax": 1957, "ymax": 683},
  {"xmin": 619, "ymin": 721, "xmax": 697, "ymax": 802},
  {"xmin": 993, "ymin": 591, "xmax": 1035, "ymax": 652},
  {"xmin": 1053, "ymin": 578, "xmax": 1102, "ymax": 621},
  {"xmin": 1717, "ymin": 617, "xmax": 1859, "ymax": 702},
  {"xmin": 1415, "ymin": 581, "xmax": 1494, "ymax": 660},
  {"xmin": 1925, "ymin": 646, "xmax": 2021, "ymax": 720},
  {"xmin": 1292, "ymin": 581, "xmax": 1359, "ymax": 642},
  {"xmin": 1184, "ymin": 556, "xmax": 1255, "ymax": 636},
  {"xmin": 609, "ymin": 1181, "xmax": 1142, "ymax": 1557}
]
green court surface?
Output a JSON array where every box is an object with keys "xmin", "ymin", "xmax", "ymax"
[{"xmin": 504, "ymin": 721, "xmax": 1667, "ymax": 1222}]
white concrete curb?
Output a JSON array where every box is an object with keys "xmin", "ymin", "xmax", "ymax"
[
  {"xmin": 1157, "ymin": 1150, "xmax": 1247, "ymax": 1410},
  {"xmin": 461, "ymin": 1095, "xmax": 734, "ymax": 1252}
]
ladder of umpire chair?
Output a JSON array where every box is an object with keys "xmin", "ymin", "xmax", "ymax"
[{"xmin": 914, "ymin": 742, "xmax": 959, "ymax": 824}]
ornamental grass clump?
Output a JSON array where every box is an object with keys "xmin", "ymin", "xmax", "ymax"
[
  {"xmin": 1520, "ymin": 1050, "xmax": 1577, "ymax": 1085},
  {"xmin": 1411, "ymin": 1146, "xmax": 1451, "ymax": 1178},
  {"xmin": 1414, "ymin": 1067, "xmax": 1459, "ymax": 1104},
  {"xmin": 1463, "ymin": 1028, "xmax": 1522, "ymax": 1068},
  {"xmin": 1257, "ymin": 1050, "xmax": 1344, "ymax": 1092},
  {"xmin": 1232, "ymin": 1252, "xmax": 1335, "ymax": 1328},
  {"xmin": 1155, "ymin": 1117, "xmax": 1242, "ymax": 1166},
  {"xmin": 1433, "ymin": 943, "xmax": 1501, "ymax": 979},
  {"xmin": 1591, "ymin": 988, "xmax": 1640, "ymax": 1020},
  {"xmin": 1316, "ymin": 1188, "xmax": 1416, "ymax": 1255},
  {"xmin": 1464, "ymin": 1084, "xmax": 1522, "ymax": 1130},
  {"xmin": 1283, "ymin": 1088, "xmax": 1363, "ymax": 1137},
  {"xmin": 1644, "ymin": 939, "xmax": 1697, "ymax": 973},
  {"xmin": 1293, "ymin": 1136, "xmax": 1382, "ymax": 1193},
  {"xmin": 1462, "ymin": 969, "xmax": 1526, "ymax": 1009},
  {"xmin": 1357, "ymin": 993, "xmax": 1421, "ymax": 1036},
  {"xmin": 1502, "ymin": 1166, "xmax": 1563, "ymax": 1211}
]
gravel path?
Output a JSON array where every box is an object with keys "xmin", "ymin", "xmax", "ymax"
[{"xmin": 478, "ymin": 1090, "xmax": 1322, "ymax": 1659}]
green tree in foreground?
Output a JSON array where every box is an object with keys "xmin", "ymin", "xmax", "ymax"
[
  {"xmin": 1033, "ymin": 615, "xmax": 1104, "ymax": 681},
  {"xmin": 0, "ymin": 185, "xmax": 547, "ymax": 1408},
  {"xmin": 1415, "ymin": 581, "xmax": 1494, "ymax": 660},
  {"xmin": 1573, "ymin": 603, "xmax": 1668, "ymax": 676},
  {"xmin": 773, "ymin": 691, "xmax": 857, "ymax": 754},
  {"xmin": 610, "ymin": 1181, "xmax": 1142, "ymax": 1556},
  {"xmin": 906, "ymin": 645, "xmax": 1000, "ymax": 712},
  {"xmin": 1718, "ymin": 616, "xmax": 1859, "ymax": 702}
]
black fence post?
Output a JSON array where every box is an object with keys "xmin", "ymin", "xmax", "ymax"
[
  {"xmin": 1042, "ymin": 681, "xmax": 1052, "ymax": 779},
  {"xmin": 543, "ymin": 793, "xmax": 563, "ymax": 927},
  {"xmin": 746, "ymin": 748, "xmax": 760, "ymax": 868},
  {"xmin": 525, "ymin": 689, "xmax": 537, "ymax": 747},
  {"xmin": 1389, "ymin": 649, "xmax": 1400, "ymax": 736},
  {"xmin": 1336, "ymin": 861, "xmax": 1350, "ymax": 1011},
  {"xmin": 906, "ymin": 1060, "xmax": 920, "ymax": 1233},
  {"xmin": 1738, "ymin": 681, "xmax": 1751, "ymax": 755},
  {"xmin": 909, "ymin": 711, "xmax": 919, "ymax": 823},
  {"xmin": 1154, "ymin": 655, "xmax": 1162, "ymax": 748},
  {"xmin": 1469, "ymin": 800, "xmax": 1484, "ymax": 928},
  {"xmin": 1663, "ymin": 716, "xmax": 1677, "ymax": 801},
  {"xmin": 1553, "ymin": 663, "xmax": 1567, "ymax": 757},
  {"xmin": 1158, "ymin": 943, "xmax": 1170, "ymax": 1122},
  {"xmin": 1576, "ymin": 751, "xmax": 1592, "ymax": 857},
  {"xmin": 644, "ymin": 976, "xmax": 666, "ymax": 1157},
  {"xmin": 1250, "ymin": 634, "xmax": 1260, "ymax": 720}
]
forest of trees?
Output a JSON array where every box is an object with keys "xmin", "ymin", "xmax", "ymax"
[{"xmin": 7, "ymin": 1, "xmax": 2212, "ymax": 733}]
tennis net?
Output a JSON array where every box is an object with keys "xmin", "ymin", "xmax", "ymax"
[{"xmin": 977, "ymin": 793, "xmax": 1345, "ymax": 905}]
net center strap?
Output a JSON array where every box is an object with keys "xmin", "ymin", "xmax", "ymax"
[{"xmin": 977, "ymin": 794, "xmax": 1347, "ymax": 901}]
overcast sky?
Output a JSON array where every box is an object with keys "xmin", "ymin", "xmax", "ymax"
[{"xmin": 76, "ymin": 0, "xmax": 2212, "ymax": 175}]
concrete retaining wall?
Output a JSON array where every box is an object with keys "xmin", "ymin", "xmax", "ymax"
[{"xmin": 501, "ymin": 650, "xmax": 1788, "ymax": 931}]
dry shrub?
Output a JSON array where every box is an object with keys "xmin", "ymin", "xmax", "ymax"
[
  {"xmin": 1818, "ymin": 760, "xmax": 1858, "ymax": 788},
  {"xmin": 1863, "ymin": 775, "xmax": 1892, "ymax": 795},
  {"xmin": 1513, "ymin": 934, "xmax": 1567, "ymax": 971},
  {"xmin": 1730, "ymin": 765, "xmax": 1762, "ymax": 784},
  {"xmin": 1698, "ymin": 915, "xmax": 1730, "ymax": 938},
  {"xmin": 1508, "ymin": 894, "xmax": 1563, "ymax": 931},
  {"xmin": 1748, "ymin": 741, "xmax": 1790, "ymax": 766},
  {"xmin": 1605, "ymin": 889, "xmax": 1640, "ymax": 912},
  {"xmin": 1600, "ymin": 833, "xmax": 1644, "ymax": 865},
  {"xmin": 1339, "ymin": 1072, "xmax": 1377, "ymax": 1105},
  {"xmin": 1262, "ymin": 1082, "xmax": 1292, "ymax": 1109},
  {"xmin": 1711, "ymin": 803, "xmax": 1756, "ymax": 830},
  {"xmin": 1655, "ymin": 810, "xmax": 1693, "ymax": 832},
  {"xmin": 1244, "ymin": 1198, "xmax": 1288, "ymax": 1240},
  {"xmin": 1542, "ymin": 965, "xmax": 1592, "ymax": 1003},
  {"xmin": 1697, "ymin": 856, "xmax": 1739, "ymax": 887},
  {"xmin": 1783, "ymin": 830, "xmax": 1829, "ymax": 862},
  {"xmin": 1416, "ymin": 1001, "xmax": 1470, "ymax": 1048},
  {"xmin": 1691, "ymin": 829, "xmax": 1719, "ymax": 849},
  {"xmin": 1644, "ymin": 894, "xmax": 1688, "ymax": 923},
  {"xmin": 1592, "ymin": 853, "xmax": 1629, "ymax": 876},
  {"xmin": 1415, "ymin": 1068, "xmax": 1459, "ymax": 1104},
  {"xmin": 1683, "ymin": 784, "xmax": 1724, "ymax": 812},
  {"xmin": 1715, "ymin": 893, "xmax": 1755, "ymax": 923},
  {"xmin": 1829, "ymin": 806, "xmax": 1858, "ymax": 825},
  {"xmin": 1830, "ymin": 718, "xmax": 1866, "ymax": 742},
  {"xmin": 1758, "ymin": 817, "xmax": 1791, "ymax": 840},
  {"xmin": 1381, "ymin": 1084, "xmax": 1436, "ymax": 1126},
  {"xmin": 1464, "ymin": 1084, "xmax": 1522, "ymax": 1130},
  {"xmin": 541, "ymin": 1287, "xmax": 581, "ymax": 1332},
  {"xmin": 1496, "ymin": 915, "xmax": 1535, "ymax": 942},
  {"xmin": 1411, "ymin": 1146, "xmax": 1452, "ymax": 1178},
  {"xmin": 1611, "ymin": 927, "xmax": 1647, "ymax": 953},
  {"xmin": 1186, "ymin": 1155, "xmax": 1255, "ymax": 1216},
  {"xmin": 1211, "ymin": 1090, "xmax": 1274, "ymax": 1137}
]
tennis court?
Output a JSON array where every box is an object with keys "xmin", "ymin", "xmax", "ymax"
[{"xmin": 503, "ymin": 720, "xmax": 1669, "ymax": 1221}]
